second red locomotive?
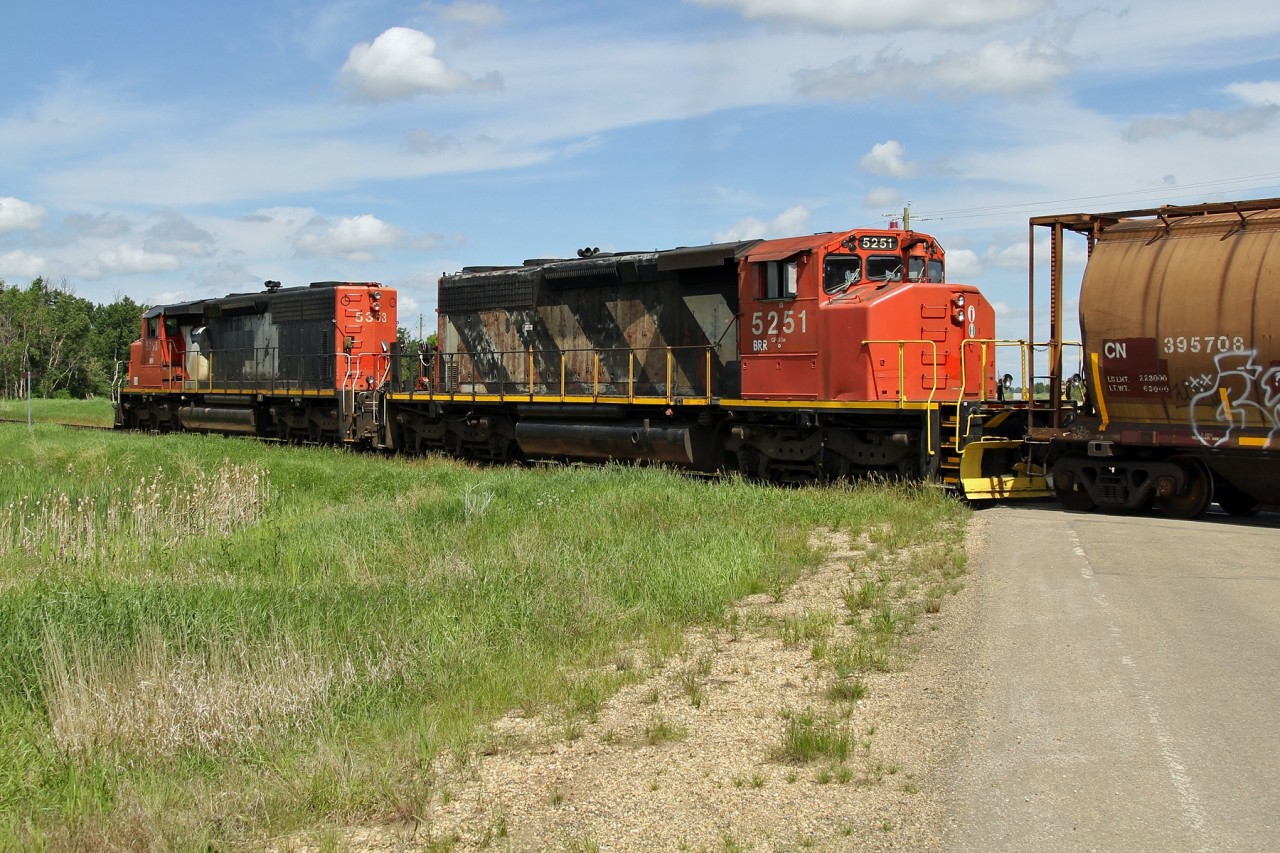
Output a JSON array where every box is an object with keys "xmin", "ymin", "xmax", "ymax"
[{"xmin": 116, "ymin": 280, "xmax": 397, "ymax": 445}]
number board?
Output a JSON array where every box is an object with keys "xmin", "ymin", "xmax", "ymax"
[{"xmin": 858, "ymin": 235, "xmax": 899, "ymax": 251}]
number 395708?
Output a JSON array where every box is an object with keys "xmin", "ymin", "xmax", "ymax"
[{"xmin": 1162, "ymin": 335, "xmax": 1245, "ymax": 354}]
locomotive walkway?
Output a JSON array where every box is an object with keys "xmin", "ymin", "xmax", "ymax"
[{"xmin": 940, "ymin": 504, "xmax": 1280, "ymax": 851}]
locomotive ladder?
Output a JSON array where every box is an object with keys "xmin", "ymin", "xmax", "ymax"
[{"xmin": 939, "ymin": 415, "xmax": 962, "ymax": 488}]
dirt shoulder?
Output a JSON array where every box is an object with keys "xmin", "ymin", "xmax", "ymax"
[{"xmin": 286, "ymin": 518, "xmax": 987, "ymax": 852}]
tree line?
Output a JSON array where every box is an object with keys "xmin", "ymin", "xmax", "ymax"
[{"xmin": 0, "ymin": 278, "xmax": 144, "ymax": 399}]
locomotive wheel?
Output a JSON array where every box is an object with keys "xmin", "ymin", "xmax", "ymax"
[
  {"xmin": 1155, "ymin": 457, "xmax": 1213, "ymax": 519},
  {"xmin": 1214, "ymin": 481, "xmax": 1260, "ymax": 517}
]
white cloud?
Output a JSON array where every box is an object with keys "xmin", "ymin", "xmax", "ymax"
[
  {"xmin": 944, "ymin": 248, "xmax": 981, "ymax": 280},
  {"xmin": 860, "ymin": 141, "xmax": 917, "ymax": 178},
  {"xmin": 63, "ymin": 212, "xmax": 132, "ymax": 239},
  {"xmin": 436, "ymin": 2, "xmax": 505, "ymax": 27},
  {"xmin": 340, "ymin": 27, "xmax": 501, "ymax": 101},
  {"xmin": 714, "ymin": 205, "xmax": 810, "ymax": 242},
  {"xmin": 1123, "ymin": 106, "xmax": 1279, "ymax": 141},
  {"xmin": 294, "ymin": 214, "xmax": 403, "ymax": 261},
  {"xmin": 934, "ymin": 39, "xmax": 1067, "ymax": 93},
  {"xmin": 797, "ymin": 38, "xmax": 1068, "ymax": 100},
  {"xmin": 144, "ymin": 211, "xmax": 216, "ymax": 257},
  {"xmin": 1226, "ymin": 80, "xmax": 1280, "ymax": 105},
  {"xmin": 84, "ymin": 245, "xmax": 180, "ymax": 277},
  {"xmin": 864, "ymin": 187, "xmax": 902, "ymax": 208},
  {"xmin": 691, "ymin": 0, "xmax": 1047, "ymax": 31},
  {"xmin": 0, "ymin": 197, "xmax": 48, "ymax": 234},
  {"xmin": 0, "ymin": 250, "xmax": 48, "ymax": 280}
]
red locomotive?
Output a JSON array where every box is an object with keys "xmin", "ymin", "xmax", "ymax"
[
  {"xmin": 388, "ymin": 225, "xmax": 1006, "ymax": 483},
  {"xmin": 116, "ymin": 280, "xmax": 397, "ymax": 445}
]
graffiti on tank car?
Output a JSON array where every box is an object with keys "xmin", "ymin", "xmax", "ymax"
[{"xmin": 1187, "ymin": 350, "xmax": 1280, "ymax": 447}]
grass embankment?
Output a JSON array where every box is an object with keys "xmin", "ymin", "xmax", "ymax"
[
  {"xmin": 0, "ymin": 397, "xmax": 115, "ymax": 428},
  {"xmin": 0, "ymin": 412, "xmax": 967, "ymax": 849}
]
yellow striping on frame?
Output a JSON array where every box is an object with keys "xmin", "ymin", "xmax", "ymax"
[
  {"xmin": 119, "ymin": 388, "xmax": 337, "ymax": 398},
  {"xmin": 385, "ymin": 392, "xmax": 941, "ymax": 412}
]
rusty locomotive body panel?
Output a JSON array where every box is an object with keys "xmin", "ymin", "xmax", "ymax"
[{"xmin": 436, "ymin": 246, "xmax": 743, "ymax": 401}]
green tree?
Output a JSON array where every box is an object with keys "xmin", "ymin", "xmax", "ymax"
[{"xmin": 0, "ymin": 278, "xmax": 148, "ymax": 399}]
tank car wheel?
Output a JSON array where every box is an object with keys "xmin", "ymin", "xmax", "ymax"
[
  {"xmin": 1053, "ymin": 478, "xmax": 1096, "ymax": 512},
  {"xmin": 1155, "ymin": 457, "xmax": 1213, "ymax": 519},
  {"xmin": 1214, "ymin": 481, "xmax": 1260, "ymax": 517}
]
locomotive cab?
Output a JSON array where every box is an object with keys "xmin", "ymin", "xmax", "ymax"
[
  {"xmin": 737, "ymin": 228, "xmax": 996, "ymax": 404},
  {"xmin": 127, "ymin": 309, "xmax": 187, "ymax": 391}
]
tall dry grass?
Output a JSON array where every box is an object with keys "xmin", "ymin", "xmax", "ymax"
[
  {"xmin": 43, "ymin": 628, "xmax": 346, "ymax": 759},
  {"xmin": 0, "ymin": 458, "xmax": 268, "ymax": 564}
]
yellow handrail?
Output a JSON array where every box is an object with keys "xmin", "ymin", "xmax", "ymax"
[{"xmin": 861, "ymin": 338, "xmax": 940, "ymax": 456}]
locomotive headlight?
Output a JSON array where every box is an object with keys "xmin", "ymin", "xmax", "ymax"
[
  {"xmin": 955, "ymin": 293, "xmax": 965, "ymax": 308},
  {"xmin": 371, "ymin": 291, "xmax": 381, "ymax": 301}
]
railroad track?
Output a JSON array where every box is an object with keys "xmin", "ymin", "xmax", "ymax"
[{"xmin": 0, "ymin": 417, "xmax": 114, "ymax": 431}]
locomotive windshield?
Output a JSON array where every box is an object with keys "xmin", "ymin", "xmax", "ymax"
[
  {"xmin": 866, "ymin": 255, "xmax": 904, "ymax": 282},
  {"xmin": 823, "ymin": 254, "xmax": 862, "ymax": 293}
]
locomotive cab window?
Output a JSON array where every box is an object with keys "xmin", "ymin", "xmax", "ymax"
[
  {"xmin": 146, "ymin": 317, "xmax": 159, "ymax": 338},
  {"xmin": 907, "ymin": 257, "xmax": 926, "ymax": 282},
  {"xmin": 760, "ymin": 260, "xmax": 798, "ymax": 300},
  {"xmin": 866, "ymin": 255, "xmax": 904, "ymax": 282},
  {"xmin": 823, "ymin": 254, "xmax": 862, "ymax": 293},
  {"xmin": 928, "ymin": 259, "xmax": 944, "ymax": 283}
]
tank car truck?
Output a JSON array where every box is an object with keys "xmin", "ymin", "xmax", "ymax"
[
  {"xmin": 114, "ymin": 280, "xmax": 398, "ymax": 446},
  {"xmin": 387, "ymin": 224, "xmax": 1031, "ymax": 488},
  {"xmin": 1030, "ymin": 198, "xmax": 1280, "ymax": 517}
]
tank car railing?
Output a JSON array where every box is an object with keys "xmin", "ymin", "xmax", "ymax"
[
  {"xmin": 431, "ymin": 345, "xmax": 720, "ymax": 404},
  {"xmin": 955, "ymin": 338, "xmax": 1084, "ymax": 403},
  {"xmin": 955, "ymin": 338, "xmax": 1083, "ymax": 448}
]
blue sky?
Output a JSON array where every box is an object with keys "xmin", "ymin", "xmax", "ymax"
[{"xmin": 3, "ymin": 0, "xmax": 1280, "ymax": 345}]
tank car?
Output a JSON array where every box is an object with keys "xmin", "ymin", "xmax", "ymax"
[
  {"xmin": 1033, "ymin": 199, "xmax": 1280, "ymax": 517},
  {"xmin": 115, "ymin": 280, "xmax": 398, "ymax": 446},
  {"xmin": 388, "ymin": 225, "xmax": 1002, "ymax": 483}
]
